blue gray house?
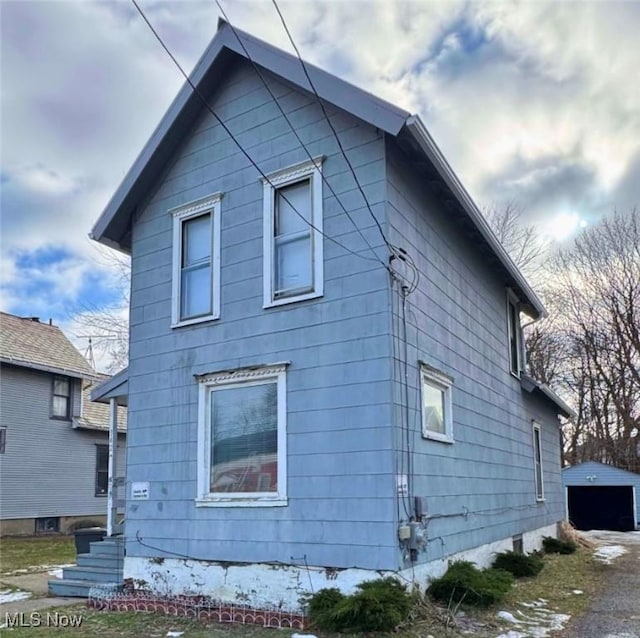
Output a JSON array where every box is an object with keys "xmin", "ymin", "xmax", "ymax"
[{"xmin": 89, "ymin": 21, "xmax": 573, "ymax": 610}]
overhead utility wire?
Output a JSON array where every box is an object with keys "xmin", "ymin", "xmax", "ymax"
[
  {"xmin": 130, "ymin": 0, "xmax": 379, "ymax": 265},
  {"xmin": 270, "ymin": 0, "xmax": 394, "ymax": 255},
  {"xmin": 215, "ymin": 0, "xmax": 389, "ymax": 273}
]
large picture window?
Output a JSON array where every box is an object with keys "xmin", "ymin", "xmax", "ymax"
[
  {"xmin": 262, "ymin": 158, "xmax": 323, "ymax": 307},
  {"xmin": 197, "ymin": 364, "xmax": 287, "ymax": 506},
  {"xmin": 171, "ymin": 193, "xmax": 222, "ymax": 327}
]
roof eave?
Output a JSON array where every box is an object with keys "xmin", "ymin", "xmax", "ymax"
[
  {"xmin": 404, "ymin": 115, "xmax": 546, "ymax": 320},
  {"xmin": 0, "ymin": 357, "xmax": 99, "ymax": 381},
  {"xmin": 91, "ymin": 367, "xmax": 129, "ymax": 405},
  {"xmin": 520, "ymin": 373, "xmax": 576, "ymax": 419}
]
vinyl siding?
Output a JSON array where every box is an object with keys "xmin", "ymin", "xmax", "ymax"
[
  {"xmin": 0, "ymin": 364, "xmax": 126, "ymax": 520},
  {"xmin": 126, "ymin": 60, "xmax": 396, "ymax": 571},
  {"xmin": 385, "ymin": 139, "xmax": 564, "ymax": 566}
]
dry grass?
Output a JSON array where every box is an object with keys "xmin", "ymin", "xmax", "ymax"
[{"xmin": 0, "ymin": 536, "xmax": 76, "ymax": 575}]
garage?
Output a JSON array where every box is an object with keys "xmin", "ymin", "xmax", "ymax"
[
  {"xmin": 562, "ymin": 461, "xmax": 640, "ymax": 532},
  {"xmin": 567, "ymin": 485, "xmax": 634, "ymax": 531}
]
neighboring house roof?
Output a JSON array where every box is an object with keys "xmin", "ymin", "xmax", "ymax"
[
  {"xmin": 73, "ymin": 377, "xmax": 127, "ymax": 433},
  {"xmin": 0, "ymin": 312, "xmax": 98, "ymax": 379},
  {"xmin": 90, "ymin": 366, "xmax": 129, "ymax": 407},
  {"xmin": 520, "ymin": 373, "xmax": 576, "ymax": 419},
  {"xmin": 90, "ymin": 19, "xmax": 545, "ymax": 320}
]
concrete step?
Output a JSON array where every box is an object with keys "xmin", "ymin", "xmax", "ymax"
[
  {"xmin": 48, "ymin": 578, "xmax": 119, "ymax": 598},
  {"xmin": 76, "ymin": 553, "xmax": 123, "ymax": 570},
  {"xmin": 87, "ymin": 539, "xmax": 125, "ymax": 557},
  {"xmin": 62, "ymin": 565, "xmax": 123, "ymax": 583}
]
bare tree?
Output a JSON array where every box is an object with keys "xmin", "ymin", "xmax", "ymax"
[
  {"xmin": 71, "ymin": 245, "xmax": 130, "ymax": 373},
  {"xmin": 550, "ymin": 210, "xmax": 639, "ymax": 471}
]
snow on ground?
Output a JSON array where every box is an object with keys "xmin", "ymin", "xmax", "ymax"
[
  {"xmin": 0, "ymin": 588, "xmax": 33, "ymax": 604},
  {"xmin": 593, "ymin": 545, "xmax": 628, "ymax": 564},
  {"xmin": 495, "ymin": 598, "xmax": 571, "ymax": 638},
  {"xmin": 3, "ymin": 563, "xmax": 74, "ymax": 577}
]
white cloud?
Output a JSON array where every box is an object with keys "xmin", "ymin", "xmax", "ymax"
[{"xmin": 1, "ymin": 0, "xmax": 638, "ymax": 345}]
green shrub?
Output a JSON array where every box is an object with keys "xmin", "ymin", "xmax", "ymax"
[
  {"xmin": 306, "ymin": 578, "xmax": 411, "ymax": 633},
  {"xmin": 492, "ymin": 550, "xmax": 544, "ymax": 577},
  {"xmin": 542, "ymin": 536, "xmax": 577, "ymax": 554},
  {"xmin": 305, "ymin": 587, "xmax": 346, "ymax": 632},
  {"xmin": 428, "ymin": 561, "xmax": 514, "ymax": 608}
]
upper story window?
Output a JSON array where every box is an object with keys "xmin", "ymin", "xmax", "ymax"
[
  {"xmin": 507, "ymin": 291, "xmax": 522, "ymax": 377},
  {"xmin": 52, "ymin": 375, "xmax": 71, "ymax": 419},
  {"xmin": 196, "ymin": 364, "xmax": 288, "ymax": 507},
  {"xmin": 420, "ymin": 364, "xmax": 454, "ymax": 443},
  {"xmin": 0, "ymin": 427, "xmax": 6, "ymax": 454},
  {"xmin": 170, "ymin": 193, "xmax": 222, "ymax": 327},
  {"xmin": 262, "ymin": 157, "xmax": 324, "ymax": 307},
  {"xmin": 532, "ymin": 421, "xmax": 544, "ymax": 501}
]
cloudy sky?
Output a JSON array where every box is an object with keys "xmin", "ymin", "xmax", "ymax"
[{"xmin": 2, "ymin": 0, "xmax": 639, "ymax": 369}]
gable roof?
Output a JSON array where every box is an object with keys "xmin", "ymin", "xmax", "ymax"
[
  {"xmin": 562, "ymin": 460, "xmax": 640, "ymax": 481},
  {"xmin": 90, "ymin": 20, "xmax": 545, "ymax": 319},
  {"xmin": 0, "ymin": 312, "xmax": 98, "ymax": 379}
]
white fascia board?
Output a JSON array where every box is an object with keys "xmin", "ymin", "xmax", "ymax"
[{"xmin": 405, "ymin": 115, "xmax": 546, "ymax": 320}]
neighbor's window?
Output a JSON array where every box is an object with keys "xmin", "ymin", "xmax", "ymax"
[
  {"xmin": 170, "ymin": 193, "xmax": 222, "ymax": 326},
  {"xmin": 532, "ymin": 421, "xmax": 544, "ymax": 501},
  {"xmin": 52, "ymin": 375, "xmax": 71, "ymax": 419},
  {"xmin": 95, "ymin": 444, "xmax": 109, "ymax": 496},
  {"xmin": 420, "ymin": 364, "xmax": 453, "ymax": 443},
  {"xmin": 507, "ymin": 292, "xmax": 522, "ymax": 376},
  {"xmin": 262, "ymin": 157, "xmax": 324, "ymax": 307},
  {"xmin": 196, "ymin": 364, "xmax": 287, "ymax": 506}
]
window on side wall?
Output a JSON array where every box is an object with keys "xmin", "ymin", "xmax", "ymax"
[
  {"xmin": 0, "ymin": 427, "xmax": 6, "ymax": 453},
  {"xmin": 95, "ymin": 444, "xmax": 109, "ymax": 496},
  {"xmin": 420, "ymin": 364, "xmax": 453, "ymax": 443},
  {"xmin": 170, "ymin": 193, "xmax": 222, "ymax": 327},
  {"xmin": 196, "ymin": 364, "xmax": 287, "ymax": 506},
  {"xmin": 52, "ymin": 375, "xmax": 71, "ymax": 419},
  {"xmin": 532, "ymin": 421, "xmax": 544, "ymax": 501},
  {"xmin": 262, "ymin": 157, "xmax": 324, "ymax": 307},
  {"xmin": 507, "ymin": 292, "xmax": 522, "ymax": 377}
]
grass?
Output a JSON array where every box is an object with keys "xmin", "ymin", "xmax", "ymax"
[{"xmin": 0, "ymin": 536, "xmax": 76, "ymax": 575}]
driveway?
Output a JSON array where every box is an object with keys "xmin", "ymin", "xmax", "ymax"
[{"xmin": 562, "ymin": 530, "xmax": 640, "ymax": 638}]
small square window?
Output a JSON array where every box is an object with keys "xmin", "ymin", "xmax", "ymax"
[
  {"xmin": 170, "ymin": 193, "xmax": 222, "ymax": 327},
  {"xmin": 420, "ymin": 364, "xmax": 453, "ymax": 443},
  {"xmin": 262, "ymin": 157, "xmax": 324, "ymax": 307},
  {"xmin": 196, "ymin": 364, "xmax": 288, "ymax": 506},
  {"xmin": 52, "ymin": 375, "xmax": 71, "ymax": 419},
  {"xmin": 35, "ymin": 517, "xmax": 60, "ymax": 533},
  {"xmin": 533, "ymin": 421, "xmax": 545, "ymax": 501}
]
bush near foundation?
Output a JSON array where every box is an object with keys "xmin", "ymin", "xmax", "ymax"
[
  {"xmin": 492, "ymin": 550, "xmax": 545, "ymax": 577},
  {"xmin": 306, "ymin": 577, "xmax": 412, "ymax": 633},
  {"xmin": 543, "ymin": 536, "xmax": 578, "ymax": 554},
  {"xmin": 428, "ymin": 561, "xmax": 514, "ymax": 608}
]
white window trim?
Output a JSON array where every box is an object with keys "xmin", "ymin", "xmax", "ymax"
[
  {"xmin": 261, "ymin": 157, "xmax": 324, "ymax": 308},
  {"xmin": 507, "ymin": 290, "xmax": 523, "ymax": 378},
  {"xmin": 420, "ymin": 363, "xmax": 454, "ymax": 444},
  {"xmin": 196, "ymin": 364, "xmax": 288, "ymax": 507},
  {"xmin": 532, "ymin": 420, "xmax": 545, "ymax": 502},
  {"xmin": 170, "ymin": 192, "xmax": 223, "ymax": 328}
]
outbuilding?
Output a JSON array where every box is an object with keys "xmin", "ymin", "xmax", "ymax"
[{"xmin": 563, "ymin": 461, "xmax": 640, "ymax": 531}]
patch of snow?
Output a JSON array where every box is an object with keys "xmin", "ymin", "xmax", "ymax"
[
  {"xmin": 603, "ymin": 633, "xmax": 640, "ymax": 638},
  {"xmin": 572, "ymin": 589, "xmax": 583, "ymax": 594},
  {"xmin": 594, "ymin": 545, "xmax": 628, "ymax": 563},
  {"xmin": 0, "ymin": 588, "xmax": 32, "ymax": 604},
  {"xmin": 292, "ymin": 635, "xmax": 319, "ymax": 638},
  {"xmin": 495, "ymin": 601, "xmax": 571, "ymax": 638},
  {"xmin": 165, "ymin": 633, "xmax": 184, "ymax": 637}
]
